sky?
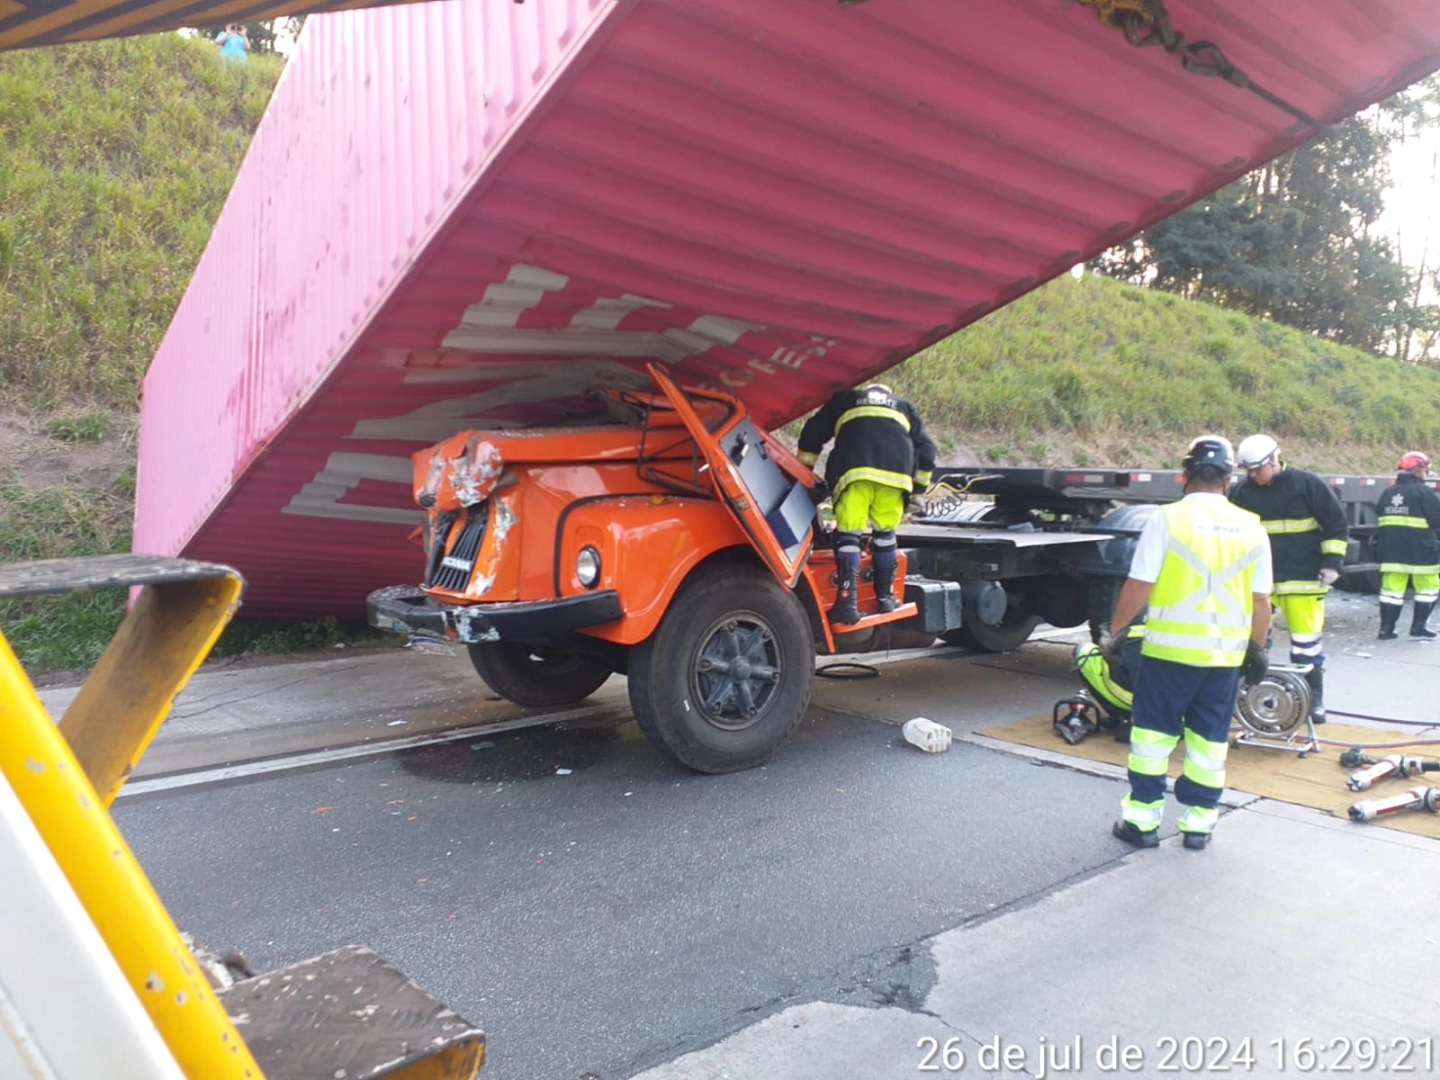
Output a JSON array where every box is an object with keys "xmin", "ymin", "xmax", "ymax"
[{"xmin": 1380, "ymin": 128, "xmax": 1440, "ymax": 280}]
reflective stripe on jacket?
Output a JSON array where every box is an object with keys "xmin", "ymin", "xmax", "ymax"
[
  {"xmin": 1376, "ymin": 473, "xmax": 1440, "ymax": 569},
  {"xmin": 1228, "ymin": 464, "xmax": 1348, "ymax": 581},
  {"xmin": 1143, "ymin": 498, "xmax": 1268, "ymax": 668},
  {"xmin": 797, "ymin": 386, "xmax": 937, "ymax": 495}
]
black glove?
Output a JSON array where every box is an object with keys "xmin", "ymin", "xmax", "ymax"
[
  {"xmin": 1240, "ymin": 641, "xmax": 1269, "ymax": 683},
  {"xmin": 808, "ymin": 477, "xmax": 829, "ymax": 504}
]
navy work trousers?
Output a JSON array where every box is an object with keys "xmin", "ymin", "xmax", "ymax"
[{"xmin": 1129, "ymin": 655, "xmax": 1240, "ymax": 812}]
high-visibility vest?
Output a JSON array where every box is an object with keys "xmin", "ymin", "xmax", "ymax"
[{"xmin": 1143, "ymin": 498, "xmax": 1266, "ymax": 668}]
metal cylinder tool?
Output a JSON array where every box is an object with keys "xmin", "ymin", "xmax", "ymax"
[
  {"xmin": 1346, "ymin": 754, "xmax": 1440, "ymax": 792},
  {"xmin": 1348, "ymin": 786, "xmax": 1440, "ymax": 823}
]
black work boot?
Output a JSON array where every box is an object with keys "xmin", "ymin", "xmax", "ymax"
[
  {"xmin": 1304, "ymin": 666, "xmax": 1327, "ymax": 724},
  {"xmin": 872, "ymin": 549, "xmax": 898, "ymax": 614},
  {"xmin": 1411, "ymin": 601, "xmax": 1437, "ymax": 639},
  {"xmin": 1181, "ymin": 831, "xmax": 1211, "ymax": 851},
  {"xmin": 1379, "ymin": 605, "xmax": 1402, "ymax": 640},
  {"xmin": 828, "ymin": 551, "xmax": 861, "ymax": 626},
  {"xmin": 1112, "ymin": 820, "xmax": 1159, "ymax": 849}
]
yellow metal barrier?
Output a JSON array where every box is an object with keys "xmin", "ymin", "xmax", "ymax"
[
  {"xmin": 2, "ymin": 554, "xmax": 485, "ymax": 1079},
  {"xmin": 0, "ymin": 555, "xmax": 262, "ymax": 1079}
]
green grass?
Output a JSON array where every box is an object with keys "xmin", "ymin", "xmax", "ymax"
[
  {"xmin": 0, "ymin": 37, "xmax": 390, "ymax": 678},
  {"xmin": 887, "ymin": 273, "xmax": 1440, "ymax": 471},
  {"xmin": 0, "ymin": 35, "xmax": 282, "ymax": 409},
  {"xmin": 0, "ymin": 470, "xmax": 131, "ymax": 672},
  {"xmin": 0, "ymin": 466, "xmax": 388, "ymax": 676},
  {"xmin": 47, "ymin": 411, "xmax": 111, "ymax": 442},
  {"xmin": 5, "ymin": 39, "xmax": 1440, "ymax": 675}
]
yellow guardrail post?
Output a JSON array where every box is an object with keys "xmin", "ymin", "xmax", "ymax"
[{"xmin": 0, "ymin": 555, "xmax": 264, "ymax": 1079}]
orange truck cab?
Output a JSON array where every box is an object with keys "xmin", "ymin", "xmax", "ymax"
[{"xmin": 368, "ymin": 364, "xmax": 962, "ymax": 773}]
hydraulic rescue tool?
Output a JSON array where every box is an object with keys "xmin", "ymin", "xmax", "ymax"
[
  {"xmin": 1348, "ymin": 786, "xmax": 1440, "ymax": 823},
  {"xmin": 1345, "ymin": 754, "xmax": 1440, "ymax": 792},
  {"xmin": 1051, "ymin": 664, "xmax": 1318, "ymax": 753},
  {"xmin": 1053, "ymin": 692, "xmax": 1104, "ymax": 746},
  {"xmin": 1231, "ymin": 665, "xmax": 1319, "ymax": 757}
]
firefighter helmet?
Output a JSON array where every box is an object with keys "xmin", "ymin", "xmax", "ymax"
[
  {"xmin": 1236, "ymin": 433, "xmax": 1280, "ymax": 471},
  {"xmin": 1399, "ymin": 451, "xmax": 1431, "ymax": 472},
  {"xmin": 1182, "ymin": 434, "xmax": 1235, "ymax": 475}
]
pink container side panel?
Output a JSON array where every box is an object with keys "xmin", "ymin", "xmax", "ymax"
[
  {"xmin": 132, "ymin": 0, "xmax": 1440, "ymax": 616},
  {"xmin": 135, "ymin": 0, "xmax": 618, "ymax": 560}
]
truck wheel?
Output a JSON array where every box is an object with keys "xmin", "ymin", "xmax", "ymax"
[
  {"xmin": 942, "ymin": 610, "xmax": 1040, "ymax": 653},
  {"xmin": 628, "ymin": 565, "xmax": 813, "ymax": 773},
  {"xmin": 467, "ymin": 642, "xmax": 612, "ymax": 707}
]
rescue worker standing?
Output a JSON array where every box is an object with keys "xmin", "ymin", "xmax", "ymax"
[
  {"xmin": 1228, "ymin": 434, "xmax": 1348, "ymax": 722},
  {"xmin": 1375, "ymin": 451, "xmax": 1440, "ymax": 640},
  {"xmin": 1109, "ymin": 436, "xmax": 1272, "ymax": 851},
  {"xmin": 797, "ymin": 383, "xmax": 936, "ymax": 625}
]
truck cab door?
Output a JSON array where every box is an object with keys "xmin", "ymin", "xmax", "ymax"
[{"xmin": 647, "ymin": 363, "xmax": 814, "ymax": 588}]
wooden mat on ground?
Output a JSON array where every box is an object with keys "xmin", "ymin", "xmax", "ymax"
[{"xmin": 979, "ymin": 715, "xmax": 1440, "ymax": 840}]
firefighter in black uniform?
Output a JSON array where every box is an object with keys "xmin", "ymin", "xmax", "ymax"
[
  {"xmin": 1375, "ymin": 451, "xmax": 1440, "ymax": 641},
  {"xmin": 797, "ymin": 383, "xmax": 936, "ymax": 625},
  {"xmin": 1229, "ymin": 434, "xmax": 1349, "ymax": 722}
]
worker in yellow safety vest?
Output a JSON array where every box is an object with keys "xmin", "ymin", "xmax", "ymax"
[{"xmin": 1107, "ymin": 435, "xmax": 1272, "ymax": 852}]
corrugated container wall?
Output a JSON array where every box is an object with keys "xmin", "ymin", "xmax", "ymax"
[
  {"xmin": 137, "ymin": 0, "xmax": 1440, "ymax": 617},
  {"xmin": 135, "ymin": 0, "xmax": 615, "ymax": 613}
]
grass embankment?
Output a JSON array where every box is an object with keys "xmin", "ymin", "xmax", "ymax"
[
  {"xmin": 0, "ymin": 36, "xmax": 371, "ymax": 676},
  {"xmin": 889, "ymin": 273, "xmax": 1440, "ymax": 475},
  {"xmin": 5, "ymin": 39, "xmax": 1440, "ymax": 676}
]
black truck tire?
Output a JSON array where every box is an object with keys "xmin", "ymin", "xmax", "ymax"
[
  {"xmin": 939, "ymin": 581, "xmax": 1039, "ymax": 653},
  {"xmin": 467, "ymin": 641, "xmax": 612, "ymax": 707},
  {"xmin": 627, "ymin": 565, "xmax": 813, "ymax": 773},
  {"xmin": 942, "ymin": 610, "xmax": 1039, "ymax": 653}
]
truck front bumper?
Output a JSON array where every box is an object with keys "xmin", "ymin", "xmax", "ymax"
[{"xmin": 367, "ymin": 585, "xmax": 623, "ymax": 644}]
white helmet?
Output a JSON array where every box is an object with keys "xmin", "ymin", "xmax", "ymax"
[{"xmin": 1237, "ymin": 433, "xmax": 1280, "ymax": 471}]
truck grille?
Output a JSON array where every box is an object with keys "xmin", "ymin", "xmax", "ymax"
[{"xmin": 426, "ymin": 506, "xmax": 488, "ymax": 592}]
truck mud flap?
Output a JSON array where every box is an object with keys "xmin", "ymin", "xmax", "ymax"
[{"xmin": 367, "ymin": 585, "xmax": 622, "ymax": 644}]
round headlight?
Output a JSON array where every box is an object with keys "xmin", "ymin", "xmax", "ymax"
[{"xmin": 576, "ymin": 546, "xmax": 601, "ymax": 588}]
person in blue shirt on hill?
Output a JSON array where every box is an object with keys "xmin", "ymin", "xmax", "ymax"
[{"xmin": 215, "ymin": 23, "xmax": 250, "ymax": 64}]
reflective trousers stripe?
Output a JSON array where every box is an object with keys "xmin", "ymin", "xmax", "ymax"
[
  {"xmin": 1380, "ymin": 570, "xmax": 1440, "ymax": 605},
  {"xmin": 1076, "ymin": 645, "xmax": 1133, "ymax": 711},
  {"xmin": 1127, "ymin": 727, "xmax": 1176, "ymax": 777},
  {"xmin": 1125, "ymin": 657, "xmax": 1238, "ymax": 825},
  {"xmin": 1121, "ymin": 797, "xmax": 1164, "ymax": 830},
  {"xmin": 1182, "ymin": 728, "xmax": 1228, "ymax": 791},
  {"xmin": 1178, "ymin": 805, "xmax": 1220, "ymax": 836},
  {"xmin": 1274, "ymin": 591, "xmax": 1324, "ymax": 642}
]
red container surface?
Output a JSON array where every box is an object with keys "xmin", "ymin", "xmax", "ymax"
[{"xmin": 136, "ymin": 0, "xmax": 1440, "ymax": 617}]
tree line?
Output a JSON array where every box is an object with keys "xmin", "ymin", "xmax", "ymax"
[{"xmin": 1092, "ymin": 78, "xmax": 1440, "ymax": 364}]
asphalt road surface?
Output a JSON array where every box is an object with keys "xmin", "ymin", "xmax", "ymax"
[{"xmin": 48, "ymin": 591, "xmax": 1440, "ymax": 1080}]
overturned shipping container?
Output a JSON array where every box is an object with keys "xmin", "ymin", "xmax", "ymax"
[{"xmin": 135, "ymin": 0, "xmax": 1440, "ymax": 616}]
